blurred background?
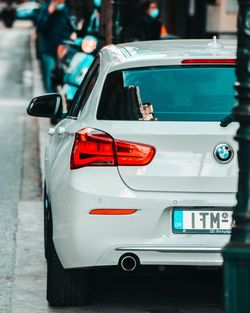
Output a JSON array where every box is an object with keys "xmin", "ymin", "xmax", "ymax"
[
  {"xmin": 0, "ymin": 0, "xmax": 238, "ymax": 43},
  {"xmin": 0, "ymin": 0, "xmax": 238, "ymax": 114}
]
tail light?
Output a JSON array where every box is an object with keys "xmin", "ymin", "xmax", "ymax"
[
  {"xmin": 181, "ymin": 59, "xmax": 236, "ymax": 64},
  {"xmin": 70, "ymin": 128, "xmax": 155, "ymax": 170},
  {"xmin": 57, "ymin": 45, "xmax": 67, "ymax": 59},
  {"xmin": 81, "ymin": 35, "xmax": 98, "ymax": 54}
]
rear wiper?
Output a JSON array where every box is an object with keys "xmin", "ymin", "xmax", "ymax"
[{"xmin": 220, "ymin": 114, "xmax": 234, "ymax": 127}]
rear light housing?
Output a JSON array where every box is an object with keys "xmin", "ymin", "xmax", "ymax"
[{"xmin": 70, "ymin": 128, "xmax": 155, "ymax": 170}]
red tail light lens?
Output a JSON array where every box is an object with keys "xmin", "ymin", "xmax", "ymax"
[
  {"xmin": 181, "ymin": 59, "xmax": 236, "ymax": 64},
  {"xmin": 70, "ymin": 128, "xmax": 155, "ymax": 170},
  {"xmin": 115, "ymin": 139, "xmax": 155, "ymax": 166}
]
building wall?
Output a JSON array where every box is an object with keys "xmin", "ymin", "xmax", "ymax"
[
  {"xmin": 100, "ymin": 0, "xmax": 237, "ymax": 45},
  {"xmin": 206, "ymin": 0, "xmax": 237, "ymax": 34},
  {"xmin": 159, "ymin": 0, "xmax": 237, "ymax": 39}
]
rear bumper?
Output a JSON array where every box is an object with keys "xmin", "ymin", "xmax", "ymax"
[
  {"xmin": 97, "ymin": 246, "xmax": 224, "ymax": 267},
  {"xmin": 50, "ymin": 167, "xmax": 236, "ymax": 269}
]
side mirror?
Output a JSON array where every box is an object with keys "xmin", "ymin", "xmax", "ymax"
[{"xmin": 26, "ymin": 93, "xmax": 63, "ymax": 118}]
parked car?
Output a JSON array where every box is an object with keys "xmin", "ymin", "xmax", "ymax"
[{"xmin": 27, "ymin": 38, "xmax": 237, "ymax": 306}]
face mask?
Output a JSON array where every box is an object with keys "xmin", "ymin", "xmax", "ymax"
[
  {"xmin": 149, "ymin": 8, "xmax": 159, "ymax": 19},
  {"xmin": 93, "ymin": 0, "xmax": 101, "ymax": 7},
  {"xmin": 56, "ymin": 3, "xmax": 65, "ymax": 10}
]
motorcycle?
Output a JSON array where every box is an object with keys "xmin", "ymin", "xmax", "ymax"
[
  {"xmin": 52, "ymin": 37, "xmax": 82, "ymax": 89},
  {"xmin": 59, "ymin": 34, "xmax": 99, "ymax": 109},
  {"xmin": 52, "ymin": 1, "xmax": 101, "ymax": 110}
]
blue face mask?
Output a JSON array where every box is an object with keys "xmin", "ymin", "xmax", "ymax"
[
  {"xmin": 56, "ymin": 3, "xmax": 65, "ymax": 10},
  {"xmin": 149, "ymin": 8, "xmax": 159, "ymax": 19},
  {"xmin": 93, "ymin": 0, "xmax": 101, "ymax": 7}
]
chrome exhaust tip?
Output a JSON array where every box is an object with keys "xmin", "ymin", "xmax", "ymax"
[{"xmin": 119, "ymin": 254, "xmax": 139, "ymax": 272}]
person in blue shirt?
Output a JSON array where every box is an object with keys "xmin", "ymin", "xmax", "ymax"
[{"xmin": 36, "ymin": 0, "xmax": 74, "ymax": 93}]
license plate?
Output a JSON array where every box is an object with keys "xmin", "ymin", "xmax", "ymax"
[{"xmin": 173, "ymin": 208, "xmax": 233, "ymax": 234}]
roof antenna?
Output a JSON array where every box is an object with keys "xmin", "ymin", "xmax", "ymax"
[{"xmin": 207, "ymin": 36, "xmax": 223, "ymax": 49}]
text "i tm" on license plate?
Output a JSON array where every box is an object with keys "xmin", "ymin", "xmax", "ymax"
[{"xmin": 173, "ymin": 210, "xmax": 233, "ymax": 233}]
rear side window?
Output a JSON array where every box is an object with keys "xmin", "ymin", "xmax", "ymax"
[{"xmin": 97, "ymin": 66, "xmax": 236, "ymax": 121}]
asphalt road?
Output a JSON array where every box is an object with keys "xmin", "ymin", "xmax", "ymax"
[
  {"xmin": 0, "ymin": 21, "xmax": 224, "ymax": 313},
  {"xmin": 0, "ymin": 20, "xmax": 40, "ymax": 313}
]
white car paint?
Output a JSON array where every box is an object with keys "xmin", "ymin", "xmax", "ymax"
[{"xmin": 45, "ymin": 39, "xmax": 238, "ymax": 269}]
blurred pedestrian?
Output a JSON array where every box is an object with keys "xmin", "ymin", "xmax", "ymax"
[
  {"xmin": 87, "ymin": 0, "xmax": 101, "ymax": 34},
  {"xmin": 140, "ymin": 1, "xmax": 167, "ymax": 40},
  {"xmin": 36, "ymin": 0, "xmax": 74, "ymax": 93},
  {"xmin": 78, "ymin": 0, "xmax": 101, "ymax": 38},
  {"xmin": 122, "ymin": 0, "xmax": 167, "ymax": 43},
  {"xmin": 2, "ymin": 1, "xmax": 16, "ymax": 28}
]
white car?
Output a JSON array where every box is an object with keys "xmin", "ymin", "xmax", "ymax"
[{"xmin": 27, "ymin": 38, "xmax": 238, "ymax": 306}]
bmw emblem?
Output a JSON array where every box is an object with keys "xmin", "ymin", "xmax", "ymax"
[{"xmin": 214, "ymin": 144, "xmax": 234, "ymax": 164}]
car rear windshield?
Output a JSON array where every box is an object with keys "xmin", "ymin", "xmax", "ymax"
[{"xmin": 97, "ymin": 66, "xmax": 236, "ymax": 121}]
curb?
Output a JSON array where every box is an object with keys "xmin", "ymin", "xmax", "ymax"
[{"xmin": 30, "ymin": 28, "xmax": 49, "ymax": 184}]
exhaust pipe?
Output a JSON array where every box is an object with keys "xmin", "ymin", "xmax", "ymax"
[{"xmin": 119, "ymin": 254, "xmax": 139, "ymax": 272}]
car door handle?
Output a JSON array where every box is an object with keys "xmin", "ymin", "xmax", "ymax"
[
  {"xmin": 48, "ymin": 128, "xmax": 55, "ymax": 136},
  {"xmin": 58, "ymin": 127, "xmax": 66, "ymax": 135}
]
